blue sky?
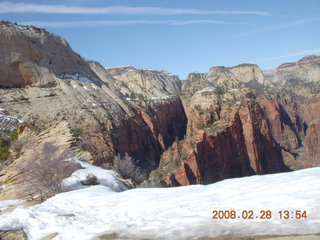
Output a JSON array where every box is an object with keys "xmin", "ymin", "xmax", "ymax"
[{"xmin": 1, "ymin": 0, "xmax": 320, "ymax": 79}]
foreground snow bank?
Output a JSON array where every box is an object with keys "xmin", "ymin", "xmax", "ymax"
[
  {"xmin": 0, "ymin": 167, "xmax": 320, "ymax": 240},
  {"xmin": 63, "ymin": 158, "xmax": 127, "ymax": 192}
]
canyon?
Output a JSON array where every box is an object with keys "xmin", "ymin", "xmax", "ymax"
[{"xmin": 0, "ymin": 21, "xmax": 319, "ymax": 193}]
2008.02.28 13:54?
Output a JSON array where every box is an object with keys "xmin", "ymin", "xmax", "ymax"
[{"xmin": 212, "ymin": 210, "xmax": 308, "ymax": 220}]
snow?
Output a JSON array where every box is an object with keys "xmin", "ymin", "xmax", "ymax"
[
  {"xmin": 126, "ymin": 95, "xmax": 174, "ymax": 101},
  {"xmin": 0, "ymin": 199, "xmax": 26, "ymax": 211},
  {"xmin": 60, "ymin": 73, "xmax": 92, "ymax": 83},
  {"xmin": 229, "ymin": 88, "xmax": 241, "ymax": 93},
  {"xmin": 11, "ymin": 23, "xmax": 29, "ymax": 32},
  {"xmin": 195, "ymin": 87, "xmax": 216, "ymax": 96},
  {"xmin": 0, "ymin": 108, "xmax": 23, "ymax": 130},
  {"xmin": 0, "ymin": 167, "xmax": 320, "ymax": 240},
  {"xmin": 91, "ymin": 84, "xmax": 98, "ymax": 90},
  {"xmin": 147, "ymin": 95, "xmax": 173, "ymax": 101},
  {"xmin": 105, "ymin": 65, "xmax": 131, "ymax": 69}
]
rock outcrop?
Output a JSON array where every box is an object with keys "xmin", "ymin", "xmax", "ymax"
[
  {"xmin": 155, "ymin": 89, "xmax": 286, "ymax": 186},
  {"xmin": 106, "ymin": 66, "xmax": 181, "ymax": 98},
  {"xmin": 273, "ymin": 55, "xmax": 320, "ymax": 84},
  {"xmin": 182, "ymin": 64, "xmax": 267, "ymax": 97},
  {"xmin": 0, "ymin": 21, "xmax": 102, "ymax": 87},
  {"xmin": 229, "ymin": 64, "xmax": 267, "ymax": 84}
]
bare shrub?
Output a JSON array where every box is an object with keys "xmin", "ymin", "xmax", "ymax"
[
  {"xmin": 21, "ymin": 141, "xmax": 76, "ymax": 200},
  {"xmin": 81, "ymin": 174, "xmax": 99, "ymax": 185},
  {"xmin": 139, "ymin": 177, "xmax": 161, "ymax": 188},
  {"xmin": 10, "ymin": 134, "xmax": 32, "ymax": 158},
  {"xmin": 113, "ymin": 153, "xmax": 141, "ymax": 182}
]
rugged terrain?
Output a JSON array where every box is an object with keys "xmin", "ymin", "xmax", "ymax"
[{"xmin": 0, "ymin": 21, "xmax": 319, "ymax": 191}]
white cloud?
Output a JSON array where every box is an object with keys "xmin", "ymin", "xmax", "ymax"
[
  {"xmin": 20, "ymin": 19, "xmax": 237, "ymax": 28},
  {"xmin": 0, "ymin": 1, "xmax": 271, "ymax": 16},
  {"xmin": 259, "ymin": 48, "xmax": 320, "ymax": 62},
  {"xmin": 237, "ymin": 17, "xmax": 320, "ymax": 37}
]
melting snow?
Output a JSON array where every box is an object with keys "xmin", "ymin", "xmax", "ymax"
[{"xmin": 0, "ymin": 165, "xmax": 319, "ymax": 240}]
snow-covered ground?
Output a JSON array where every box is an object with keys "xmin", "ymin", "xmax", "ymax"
[{"xmin": 0, "ymin": 164, "xmax": 320, "ymax": 240}]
